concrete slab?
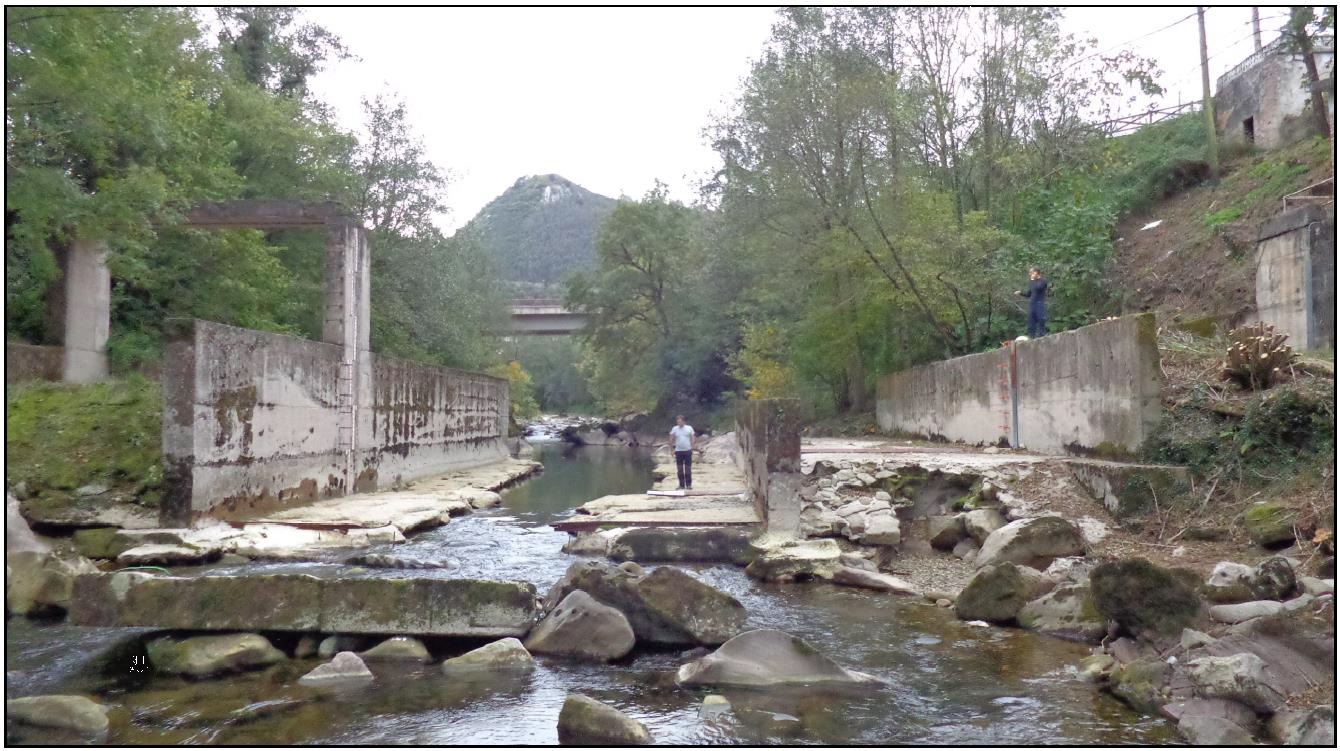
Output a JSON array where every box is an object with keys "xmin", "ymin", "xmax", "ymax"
[{"xmin": 554, "ymin": 494, "xmax": 759, "ymax": 532}]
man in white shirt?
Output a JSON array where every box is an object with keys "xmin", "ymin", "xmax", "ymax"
[{"xmin": 668, "ymin": 415, "xmax": 696, "ymax": 490}]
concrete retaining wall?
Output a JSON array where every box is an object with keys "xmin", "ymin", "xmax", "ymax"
[
  {"xmin": 736, "ymin": 399, "xmax": 802, "ymax": 535},
  {"xmin": 876, "ymin": 314, "xmax": 1162, "ymax": 457},
  {"xmin": 1255, "ymin": 205, "xmax": 1336, "ymax": 351},
  {"xmin": 162, "ymin": 319, "xmax": 507, "ymax": 523},
  {"xmin": 5, "ymin": 342, "xmax": 64, "ymax": 386}
]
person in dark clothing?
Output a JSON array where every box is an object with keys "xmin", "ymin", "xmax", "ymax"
[{"xmin": 1015, "ymin": 266, "xmax": 1049, "ymax": 338}]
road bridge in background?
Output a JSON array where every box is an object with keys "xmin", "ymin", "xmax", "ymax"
[{"xmin": 508, "ymin": 299, "xmax": 587, "ymax": 335}]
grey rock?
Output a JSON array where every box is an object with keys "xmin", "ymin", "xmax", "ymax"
[
  {"xmin": 75, "ymin": 484, "xmax": 109, "ymax": 497},
  {"xmin": 318, "ymin": 635, "xmax": 368, "ymax": 659},
  {"xmin": 1203, "ymin": 561, "xmax": 1256, "ymax": 603},
  {"xmin": 928, "ymin": 515, "xmax": 966, "ymax": 550},
  {"xmin": 963, "ymin": 508, "xmax": 1006, "ymax": 544},
  {"xmin": 1251, "ymin": 557, "xmax": 1297, "ymax": 600},
  {"xmin": 525, "ymin": 590, "xmax": 635, "ymax": 661},
  {"xmin": 1184, "ymin": 653, "xmax": 1285, "ymax": 712},
  {"xmin": 1017, "ymin": 581, "xmax": 1106, "ymax": 643},
  {"xmin": 117, "ymin": 543, "xmax": 221, "ymax": 566},
  {"xmin": 699, "ymin": 694, "xmax": 731, "ymax": 719},
  {"xmin": 831, "ymin": 567, "xmax": 919, "ymax": 595},
  {"xmin": 5, "ymin": 695, "xmax": 110, "ymax": 740},
  {"xmin": 1299, "ymin": 576, "xmax": 1335, "ymax": 596},
  {"xmin": 5, "ymin": 551, "xmax": 94, "ymax": 617},
  {"xmin": 1090, "ymin": 559, "xmax": 1201, "ymax": 638},
  {"xmin": 676, "ymin": 629, "xmax": 882, "ymax": 688},
  {"xmin": 975, "ymin": 516, "xmax": 1085, "ymax": 570},
  {"xmin": 298, "ymin": 651, "xmax": 374, "ymax": 687},
  {"xmin": 1179, "ymin": 628, "xmax": 1215, "ymax": 651},
  {"xmin": 557, "ymin": 693, "xmax": 651, "ymax": 745},
  {"xmin": 1269, "ymin": 706, "xmax": 1335, "ymax": 746},
  {"xmin": 1177, "ymin": 712, "xmax": 1257, "ymax": 745},
  {"xmin": 441, "ymin": 637, "xmax": 534, "ymax": 672},
  {"xmin": 146, "ymin": 633, "xmax": 285, "ymax": 678},
  {"xmin": 360, "ymin": 636, "xmax": 431, "ymax": 663},
  {"xmin": 1208, "ymin": 600, "xmax": 1284, "ymax": 624},
  {"xmin": 744, "ymin": 536, "xmax": 842, "ymax": 582},
  {"xmin": 861, "ymin": 512, "xmax": 901, "ymax": 546},
  {"xmin": 955, "ymin": 563, "xmax": 1051, "ymax": 624},
  {"xmin": 952, "ymin": 538, "xmax": 979, "ymax": 560}
]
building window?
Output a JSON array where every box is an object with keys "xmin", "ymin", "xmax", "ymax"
[{"xmin": 1243, "ymin": 116, "xmax": 1255, "ymax": 143}]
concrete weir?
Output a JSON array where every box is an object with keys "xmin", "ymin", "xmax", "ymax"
[{"xmin": 69, "ymin": 572, "xmax": 538, "ymax": 637}]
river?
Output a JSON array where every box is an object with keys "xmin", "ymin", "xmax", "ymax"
[{"xmin": 5, "ymin": 443, "xmax": 1176, "ymax": 745}]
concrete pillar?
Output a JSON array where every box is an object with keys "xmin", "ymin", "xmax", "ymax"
[
  {"xmin": 735, "ymin": 399, "xmax": 803, "ymax": 536},
  {"xmin": 159, "ymin": 319, "xmax": 198, "ymax": 526},
  {"xmin": 61, "ymin": 238, "xmax": 110, "ymax": 383},
  {"xmin": 323, "ymin": 219, "xmax": 371, "ymax": 490},
  {"xmin": 1255, "ymin": 205, "xmax": 1336, "ymax": 350}
]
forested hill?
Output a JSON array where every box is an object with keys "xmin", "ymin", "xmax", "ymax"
[{"xmin": 461, "ymin": 174, "xmax": 617, "ymax": 291}]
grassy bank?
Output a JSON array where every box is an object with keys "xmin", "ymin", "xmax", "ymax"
[{"xmin": 5, "ymin": 376, "xmax": 163, "ymax": 509}]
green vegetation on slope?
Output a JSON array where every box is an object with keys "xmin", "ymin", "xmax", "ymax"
[
  {"xmin": 6, "ymin": 377, "xmax": 163, "ymax": 508},
  {"xmin": 463, "ymin": 174, "xmax": 617, "ymax": 290}
]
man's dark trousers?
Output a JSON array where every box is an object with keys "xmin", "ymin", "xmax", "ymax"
[
  {"xmin": 675, "ymin": 450, "xmax": 693, "ymax": 489},
  {"xmin": 1027, "ymin": 304, "xmax": 1047, "ymax": 338}
]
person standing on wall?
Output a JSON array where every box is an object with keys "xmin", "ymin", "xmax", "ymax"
[
  {"xmin": 1015, "ymin": 266, "xmax": 1049, "ymax": 338},
  {"xmin": 669, "ymin": 414, "xmax": 696, "ymax": 490}
]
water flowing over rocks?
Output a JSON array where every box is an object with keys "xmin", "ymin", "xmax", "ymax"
[
  {"xmin": 556, "ymin": 693, "xmax": 651, "ymax": 745},
  {"xmin": 440, "ymin": 638, "xmax": 534, "ymax": 673},
  {"xmin": 525, "ymin": 590, "xmax": 636, "ymax": 661},
  {"xmin": 676, "ymin": 629, "xmax": 882, "ymax": 688},
  {"xmin": 146, "ymin": 633, "xmax": 285, "ymax": 678}
]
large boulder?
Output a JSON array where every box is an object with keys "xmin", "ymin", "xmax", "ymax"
[
  {"xmin": 974, "ymin": 516, "xmax": 1084, "ymax": 570},
  {"xmin": 954, "ymin": 563, "xmax": 1052, "ymax": 624},
  {"xmin": 1109, "ymin": 659, "xmax": 1170, "ymax": 714},
  {"xmin": 744, "ymin": 536, "xmax": 842, "ymax": 582},
  {"xmin": 5, "ymin": 551, "xmax": 95, "ymax": 617},
  {"xmin": 607, "ymin": 527, "xmax": 753, "ymax": 565},
  {"xmin": 5, "ymin": 695, "xmax": 110, "ymax": 741},
  {"xmin": 1183, "ymin": 653, "xmax": 1285, "ymax": 713},
  {"xmin": 441, "ymin": 638, "xmax": 534, "ymax": 673},
  {"xmin": 145, "ymin": 633, "xmax": 285, "ymax": 678},
  {"xmin": 676, "ymin": 629, "xmax": 882, "ymax": 688},
  {"xmin": 1169, "ymin": 698, "xmax": 1259, "ymax": 745},
  {"xmin": 962, "ymin": 508, "xmax": 1006, "ymax": 544},
  {"xmin": 1016, "ymin": 580, "xmax": 1107, "ymax": 643},
  {"xmin": 1090, "ymin": 559, "xmax": 1201, "ymax": 639},
  {"xmin": 544, "ymin": 561, "xmax": 746, "ymax": 645},
  {"xmin": 1269, "ymin": 706, "xmax": 1335, "ymax": 746},
  {"xmin": 928, "ymin": 515, "xmax": 967, "ymax": 550},
  {"xmin": 298, "ymin": 651, "xmax": 374, "ymax": 687},
  {"xmin": 360, "ymin": 636, "xmax": 431, "ymax": 663},
  {"xmin": 556, "ymin": 694, "xmax": 651, "ymax": 745},
  {"xmin": 525, "ymin": 590, "xmax": 635, "ymax": 661}
]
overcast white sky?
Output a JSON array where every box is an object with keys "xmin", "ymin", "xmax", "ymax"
[{"xmin": 304, "ymin": 6, "xmax": 1299, "ymax": 233}]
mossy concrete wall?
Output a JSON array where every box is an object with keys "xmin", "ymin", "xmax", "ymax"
[
  {"xmin": 161, "ymin": 319, "xmax": 507, "ymax": 524},
  {"xmin": 876, "ymin": 314, "xmax": 1162, "ymax": 458}
]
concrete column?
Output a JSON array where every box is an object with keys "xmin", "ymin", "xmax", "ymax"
[
  {"xmin": 159, "ymin": 318, "xmax": 198, "ymax": 526},
  {"xmin": 735, "ymin": 399, "xmax": 803, "ymax": 536},
  {"xmin": 61, "ymin": 238, "xmax": 111, "ymax": 383},
  {"xmin": 323, "ymin": 219, "xmax": 371, "ymax": 490}
]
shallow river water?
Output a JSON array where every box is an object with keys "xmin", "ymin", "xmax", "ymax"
[{"xmin": 6, "ymin": 444, "xmax": 1177, "ymax": 745}]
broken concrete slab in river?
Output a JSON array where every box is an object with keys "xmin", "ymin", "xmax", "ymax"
[{"xmin": 69, "ymin": 571, "xmax": 538, "ymax": 637}]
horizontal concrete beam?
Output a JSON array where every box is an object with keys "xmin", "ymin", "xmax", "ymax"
[{"xmin": 70, "ymin": 572, "xmax": 538, "ymax": 637}]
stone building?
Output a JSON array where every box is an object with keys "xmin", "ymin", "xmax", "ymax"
[{"xmin": 1215, "ymin": 34, "xmax": 1334, "ymax": 150}]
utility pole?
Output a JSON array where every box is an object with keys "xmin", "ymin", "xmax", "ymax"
[
  {"xmin": 1198, "ymin": 7, "xmax": 1220, "ymax": 181},
  {"xmin": 1252, "ymin": 7, "xmax": 1262, "ymax": 51}
]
